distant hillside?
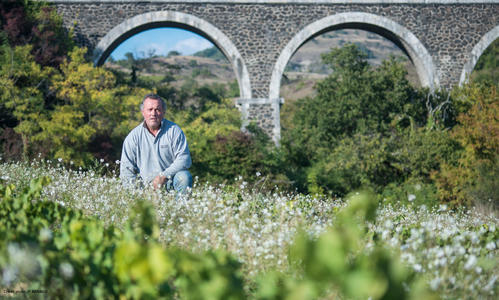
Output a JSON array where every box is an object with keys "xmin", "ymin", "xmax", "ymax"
[
  {"xmin": 471, "ymin": 38, "xmax": 498, "ymax": 85},
  {"xmin": 286, "ymin": 29, "xmax": 406, "ymax": 74},
  {"xmin": 104, "ymin": 54, "xmax": 236, "ymax": 90},
  {"xmin": 282, "ymin": 29, "xmax": 418, "ymax": 101},
  {"xmin": 105, "ymin": 29, "xmax": 419, "ymax": 101},
  {"xmin": 193, "ymin": 47, "xmax": 226, "ymax": 62}
]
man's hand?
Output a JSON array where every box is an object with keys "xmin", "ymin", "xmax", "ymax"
[{"xmin": 152, "ymin": 174, "xmax": 167, "ymax": 190}]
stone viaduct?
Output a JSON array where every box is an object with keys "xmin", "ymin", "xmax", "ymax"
[{"xmin": 49, "ymin": 0, "xmax": 499, "ymax": 143}]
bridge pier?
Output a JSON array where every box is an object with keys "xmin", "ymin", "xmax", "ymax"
[{"xmin": 236, "ymin": 98, "xmax": 284, "ymax": 145}]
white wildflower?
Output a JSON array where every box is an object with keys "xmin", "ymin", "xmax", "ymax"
[
  {"xmin": 438, "ymin": 204, "xmax": 448, "ymax": 212},
  {"xmin": 7, "ymin": 243, "xmax": 23, "ymax": 264},
  {"xmin": 464, "ymin": 255, "xmax": 477, "ymax": 270},
  {"xmin": 408, "ymin": 194, "xmax": 416, "ymax": 202},
  {"xmin": 39, "ymin": 227, "xmax": 53, "ymax": 243},
  {"xmin": 430, "ymin": 277, "xmax": 441, "ymax": 290},
  {"xmin": 413, "ymin": 264, "xmax": 422, "ymax": 272},
  {"xmin": 470, "ymin": 232, "xmax": 479, "ymax": 244},
  {"xmin": 483, "ymin": 275, "xmax": 497, "ymax": 292},
  {"xmin": 59, "ymin": 262, "xmax": 74, "ymax": 280},
  {"xmin": 436, "ymin": 248, "xmax": 445, "ymax": 258},
  {"xmin": 485, "ymin": 241, "xmax": 496, "ymax": 250},
  {"xmin": 2, "ymin": 266, "xmax": 17, "ymax": 285},
  {"xmin": 384, "ymin": 220, "xmax": 393, "ymax": 229}
]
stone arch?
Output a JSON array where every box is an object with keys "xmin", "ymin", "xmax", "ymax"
[
  {"xmin": 460, "ymin": 25, "xmax": 499, "ymax": 85},
  {"xmin": 270, "ymin": 12, "xmax": 437, "ymax": 99},
  {"xmin": 93, "ymin": 11, "xmax": 251, "ymax": 99}
]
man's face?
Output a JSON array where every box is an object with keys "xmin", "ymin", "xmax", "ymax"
[{"xmin": 142, "ymin": 98, "xmax": 165, "ymax": 131}]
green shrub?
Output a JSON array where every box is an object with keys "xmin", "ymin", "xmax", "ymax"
[
  {"xmin": 178, "ymin": 99, "xmax": 285, "ymax": 187},
  {"xmin": 301, "ymin": 126, "xmax": 457, "ymax": 201},
  {"xmin": 471, "ymin": 38, "xmax": 498, "ymax": 85},
  {"xmin": 433, "ymin": 83, "xmax": 499, "ymax": 207},
  {"xmin": 304, "ymin": 133, "xmax": 394, "ymax": 195},
  {"xmin": 380, "ymin": 178, "xmax": 440, "ymax": 208}
]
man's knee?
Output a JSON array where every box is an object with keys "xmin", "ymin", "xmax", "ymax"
[{"xmin": 173, "ymin": 170, "xmax": 193, "ymax": 192}]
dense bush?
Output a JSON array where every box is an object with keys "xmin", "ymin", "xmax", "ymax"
[
  {"xmin": 278, "ymin": 44, "xmax": 496, "ymax": 207},
  {"xmin": 433, "ymin": 83, "xmax": 498, "ymax": 207},
  {"xmin": 37, "ymin": 47, "xmax": 149, "ymax": 165},
  {"xmin": 0, "ymin": 43, "xmax": 52, "ymax": 158},
  {"xmin": 172, "ymin": 99, "xmax": 284, "ymax": 187},
  {"xmin": 280, "ymin": 44, "xmax": 456, "ymax": 198},
  {"xmin": 0, "ymin": 0, "xmax": 74, "ymax": 156},
  {"xmin": 0, "ymin": 43, "xmax": 148, "ymax": 165}
]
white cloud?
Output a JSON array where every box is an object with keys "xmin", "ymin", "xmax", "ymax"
[
  {"xmin": 135, "ymin": 42, "xmax": 170, "ymax": 58},
  {"xmin": 172, "ymin": 37, "xmax": 212, "ymax": 55}
]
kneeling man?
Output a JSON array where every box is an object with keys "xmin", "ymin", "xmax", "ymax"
[{"xmin": 120, "ymin": 93, "xmax": 192, "ymax": 193}]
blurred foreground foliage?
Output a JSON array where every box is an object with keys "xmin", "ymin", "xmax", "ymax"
[
  {"xmin": 0, "ymin": 177, "xmax": 245, "ymax": 299},
  {"xmin": 0, "ymin": 178, "xmax": 435, "ymax": 299},
  {"xmin": 255, "ymin": 191, "xmax": 437, "ymax": 300}
]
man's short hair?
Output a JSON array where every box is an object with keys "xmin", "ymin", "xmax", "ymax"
[{"xmin": 140, "ymin": 93, "xmax": 166, "ymax": 111}]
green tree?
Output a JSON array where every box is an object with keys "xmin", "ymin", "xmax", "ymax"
[
  {"xmin": 282, "ymin": 45, "xmax": 418, "ymax": 160},
  {"xmin": 433, "ymin": 83, "xmax": 499, "ymax": 207},
  {"xmin": 281, "ymin": 44, "xmax": 452, "ymax": 195},
  {"xmin": 167, "ymin": 50, "xmax": 181, "ymax": 57},
  {"xmin": 0, "ymin": 44, "xmax": 54, "ymax": 157},
  {"xmin": 33, "ymin": 47, "xmax": 147, "ymax": 166},
  {"xmin": 0, "ymin": 0, "xmax": 74, "ymax": 160}
]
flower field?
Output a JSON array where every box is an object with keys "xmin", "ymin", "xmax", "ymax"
[{"xmin": 0, "ymin": 159, "xmax": 497, "ymax": 299}]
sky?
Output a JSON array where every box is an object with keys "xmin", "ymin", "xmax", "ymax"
[{"xmin": 108, "ymin": 28, "xmax": 213, "ymax": 61}]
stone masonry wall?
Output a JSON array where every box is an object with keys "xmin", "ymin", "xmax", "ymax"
[
  {"xmin": 54, "ymin": 2, "xmax": 498, "ymax": 94},
  {"xmin": 247, "ymin": 103, "xmax": 275, "ymax": 134}
]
